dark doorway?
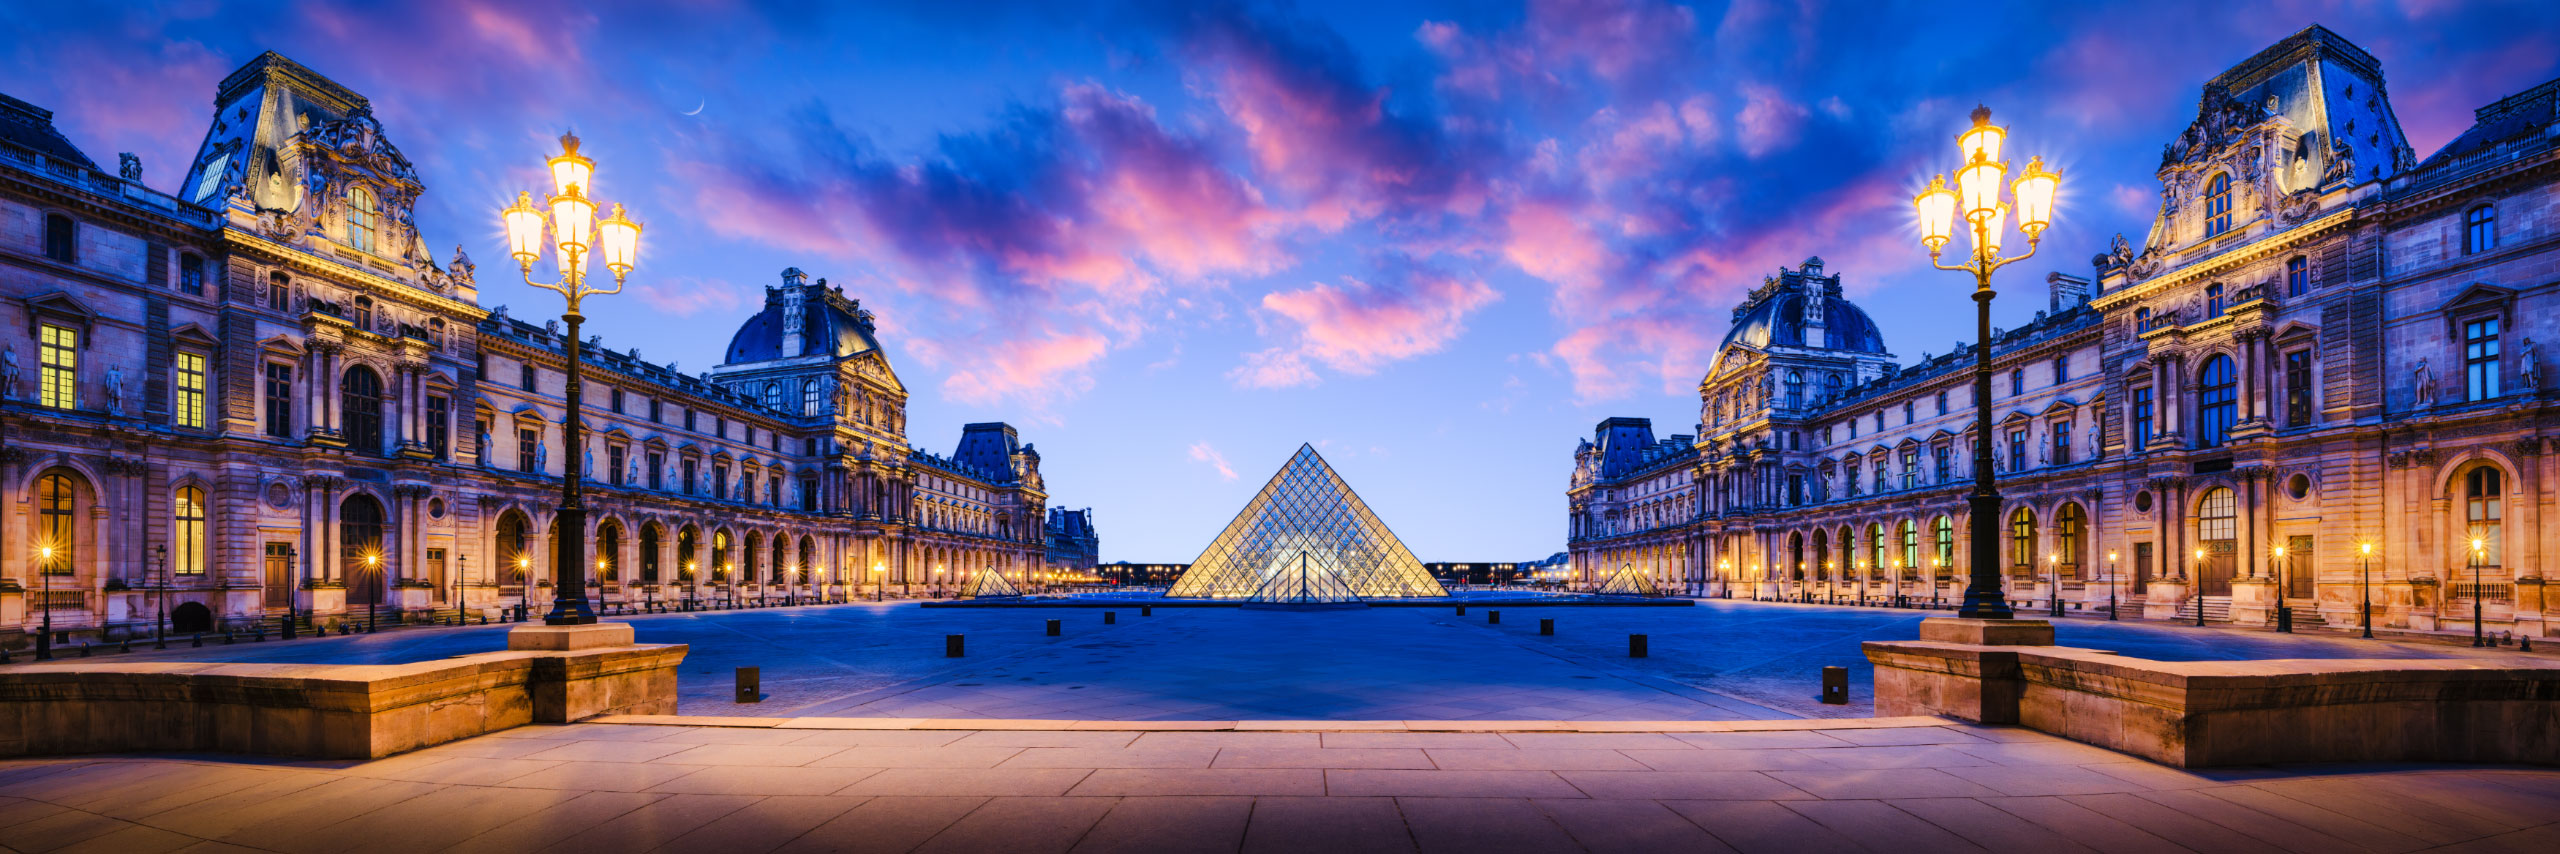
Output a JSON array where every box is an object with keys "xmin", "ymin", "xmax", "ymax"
[{"xmin": 171, "ymin": 602, "xmax": 214, "ymax": 633}]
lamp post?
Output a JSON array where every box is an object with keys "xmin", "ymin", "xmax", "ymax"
[
  {"xmin": 2193, "ymin": 548, "xmax": 2207, "ymax": 627},
  {"xmin": 682, "ymin": 562, "xmax": 697, "ymax": 611},
  {"xmin": 596, "ymin": 557, "xmax": 612, "ymax": 616},
  {"xmin": 1932, "ymin": 558, "xmax": 1945, "ymax": 608},
  {"xmin": 455, "ymin": 553, "xmax": 469, "ymax": 624},
  {"xmin": 1910, "ymin": 105, "xmax": 2060, "ymax": 621},
  {"xmin": 2046, "ymin": 553, "xmax": 2062, "ymax": 617},
  {"xmin": 363, "ymin": 553, "xmax": 381, "ymax": 633},
  {"xmin": 2106, "ymin": 550, "xmax": 2119, "ymax": 621},
  {"xmin": 2358, "ymin": 541, "xmax": 2374, "ymax": 639},
  {"xmin": 36, "ymin": 545, "xmax": 57, "ymax": 660},
  {"xmin": 727, "ymin": 564, "xmax": 739, "ymax": 610},
  {"xmin": 873, "ymin": 564, "xmax": 886, "ymax": 601},
  {"xmin": 153, "ymin": 544, "xmax": 169, "ymax": 650},
  {"xmin": 934, "ymin": 565, "xmax": 945, "ymax": 599},
  {"xmin": 2468, "ymin": 537, "xmax": 2486, "ymax": 647},
  {"xmin": 2270, "ymin": 544, "xmax": 2291, "ymax": 633},
  {"xmin": 499, "ymin": 133, "xmax": 642, "ymax": 627},
  {"xmin": 515, "ymin": 555, "xmax": 532, "ymax": 622}
]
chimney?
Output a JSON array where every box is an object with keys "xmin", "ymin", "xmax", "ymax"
[
  {"xmin": 2048, "ymin": 272, "xmax": 2092, "ymax": 312},
  {"xmin": 780, "ymin": 268, "xmax": 807, "ymax": 357}
]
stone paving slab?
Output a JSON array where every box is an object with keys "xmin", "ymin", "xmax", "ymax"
[{"xmin": 2, "ymin": 720, "xmax": 2554, "ymax": 852}]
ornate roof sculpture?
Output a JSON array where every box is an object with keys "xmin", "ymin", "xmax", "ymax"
[{"xmin": 1167, "ymin": 444, "xmax": 1446, "ymax": 600}]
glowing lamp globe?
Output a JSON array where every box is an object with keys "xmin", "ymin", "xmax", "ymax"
[
  {"xmin": 547, "ymin": 133, "xmax": 594, "ymax": 198},
  {"xmin": 503, "ymin": 192, "xmax": 545, "ymax": 266},
  {"xmin": 1913, "ymin": 175, "xmax": 1958, "ymax": 252},
  {"xmin": 597, "ymin": 203, "xmax": 642, "ymax": 275},
  {"xmin": 2013, "ymin": 156, "xmax": 2059, "ymax": 235},
  {"xmin": 1958, "ymin": 105, "xmax": 2005, "ymax": 165}
]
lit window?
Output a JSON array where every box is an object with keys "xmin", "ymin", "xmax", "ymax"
[
  {"xmin": 2203, "ymin": 173, "xmax": 2232, "ymax": 237},
  {"xmin": 2009, "ymin": 508, "xmax": 2036, "ymax": 576},
  {"xmin": 2056, "ymin": 504, "xmax": 2085, "ymax": 579},
  {"xmin": 2465, "ymin": 317, "xmax": 2501, "ymax": 401},
  {"xmin": 175, "ymin": 352, "xmax": 207, "ymax": 428},
  {"xmin": 346, "ymin": 186, "xmax": 379, "ymax": 252},
  {"xmin": 175, "ymin": 486, "xmax": 207, "ymax": 575},
  {"xmin": 38, "ymin": 472, "xmax": 76, "ymax": 575},
  {"xmin": 2466, "ymin": 467, "xmax": 2503, "ymax": 567},
  {"xmin": 38, "ymin": 324, "xmax": 77, "ymax": 409}
]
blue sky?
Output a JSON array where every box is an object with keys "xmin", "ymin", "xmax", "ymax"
[{"xmin": 8, "ymin": 1, "xmax": 2555, "ymax": 561}]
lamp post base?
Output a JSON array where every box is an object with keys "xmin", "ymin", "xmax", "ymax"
[
  {"xmin": 1919, "ymin": 617, "xmax": 2056, "ymax": 646},
  {"xmin": 507, "ymin": 622, "xmax": 636, "ymax": 651}
]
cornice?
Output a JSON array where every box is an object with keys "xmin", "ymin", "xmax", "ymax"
[
  {"xmin": 2093, "ymin": 207, "xmax": 2358, "ymax": 310},
  {"xmin": 222, "ymin": 228, "xmax": 486, "ymax": 320}
]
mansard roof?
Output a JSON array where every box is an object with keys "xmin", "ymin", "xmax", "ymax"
[
  {"xmin": 0, "ymin": 93, "xmax": 97, "ymax": 171},
  {"xmin": 2413, "ymin": 75, "xmax": 2558, "ymax": 175}
]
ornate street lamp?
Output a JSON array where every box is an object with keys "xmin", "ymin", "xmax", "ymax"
[
  {"xmin": 1911, "ymin": 105, "xmax": 2060, "ymax": 621},
  {"xmin": 2357, "ymin": 540, "xmax": 2375, "ymax": 638},
  {"xmin": 873, "ymin": 564, "xmax": 886, "ymax": 602},
  {"xmin": 2045, "ymin": 553, "xmax": 2062, "ymax": 617},
  {"xmin": 499, "ymin": 133, "xmax": 642, "ymax": 627},
  {"xmin": 455, "ymin": 553, "xmax": 469, "ymax": 624},
  {"xmin": 362, "ymin": 553, "xmax": 382, "ymax": 633},
  {"xmin": 153, "ymin": 544, "xmax": 169, "ymax": 650},
  {"xmin": 2468, "ymin": 537, "xmax": 2486, "ymax": 647},
  {"xmin": 36, "ymin": 544, "xmax": 56, "ymax": 661},
  {"xmin": 2270, "ymin": 544, "xmax": 2291, "ymax": 633},
  {"xmin": 515, "ymin": 554, "xmax": 532, "ymax": 622},
  {"xmin": 2105, "ymin": 550, "xmax": 2119, "ymax": 622},
  {"xmin": 2193, "ymin": 548, "xmax": 2208, "ymax": 627}
]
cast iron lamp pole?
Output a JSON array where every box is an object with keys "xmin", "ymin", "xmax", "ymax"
[
  {"xmin": 500, "ymin": 133, "xmax": 643, "ymax": 628},
  {"xmin": 2271, "ymin": 544, "xmax": 2291, "ymax": 633},
  {"xmin": 515, "ymin": 555, "xmax": 531, "ymax": 622},
  {"xmin": 1911, "ymin": 105, "xmax": 2060, "ymax": 622},
  {"xmin": 2468, "ymin": 537, "xmax": 2486, "ymax": 647},
  {"xmin": 2358, "ymin": 541, "xmax": 2374, "ymax": 638},
  {"xmin": 35, "ymin": 545, "xmax": 55, "ymax": 660},
  {"xmin": 2194, "ymin": 548, "xmax": 2208, "ymax": 627},
  {"xmin": 363, "ymin": 553, "xmax": 381, "ymax": 633},
  {"xmin": 153, "ymin": 544, "xmax": 168, "ymax": 649},
  {"xmin": 2046, "ymin": 553, "xmax": 2062, "ymax": 617},
  {"xmin": 2106, "ymin": 550, "xmax": 2119, "ymax": 621}
]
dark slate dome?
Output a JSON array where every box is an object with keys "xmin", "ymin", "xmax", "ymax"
[
  {"xmin": 721, "ymin": 272, "xmax": 882, "ymax": 364},
  {"xmin": 1719, "ymin": 291, "xmax": 1889, "ymax": 354}
]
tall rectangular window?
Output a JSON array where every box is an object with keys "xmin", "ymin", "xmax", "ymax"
[
  {"xmin": 1934, "ymin": 445, "xmax": 1951, "ymax": 481},
  {"xmin": 2465, "ymin": 318, "xmax": 2501, "ymax": 401},
  {"xmin": 2008, "ymin": 429, "xmax": 2027, "ymax": 472},
  {"xmin": 519, "ymin": 363, "xmax": 536, "ymax": 392},
  {"xmin": 1935, "ymin": 391, "xmax": 1948, "ymax": 415},
  {"xmin": 426, "ymin": 395, "xmax": 449, "ymax": 460},
  {"xmin": 2285, "ymin": 256, "xmax": 2309, "ymax": 297},
  {"xmin": 174, "ymin": 487, "xmax": 206, "ymax": 575},
  {"xmin": 714, "ymin": 466, "xmax": 730, "ymax": 501},
  {"xmin": 268, "ymin": 274, "xmax": 291, "ymax": 309},
  {"xmin": 38, "ymin": 323, "xmax": 77, "ymax": 409},
  {"xmin": 174, "ymin": 352, "xmax": 207, "ymax": 428},
  {"xmin": 648, "ymin": 453, "xmax": 664, "ymax": 490},
  {"xmin": 1846, "ymin": 463, "xmax": 1861, "ymax": 497},
  {"xmin": 649, "ymin": 399, "xmax": 663, "ymax": 423},
  {"xmin": 2132, "ymin": 386, "xmax": 2155, "ymax": 452},
  {"xmin": 685, "ymin": 410, "xmax": 697, "ymax": 432},
  {"xmin": 800, "ymin": 477, "xmax": 819, "ymax": 511},
  {"xmin": 2285, "ymin": 350, "xmax": 2313, "ymax": 427},
  {"xmin": 2053, "ymin": 356, "xmax": 2069, "ymax": 383},
  {"xmin": 2010, "ymin": 368, "xmax": 2024, "ymax": 396},
  {"xmin": 609, "ymin": 446, "xmax": 626, "ymax": 485},
  {"xmin": 610, "ymin": 388, "xmax": 624, "ymax": 412},
  {"xmin": 517, "ymin": 427, "xmax": 540, "ymax": 472},
  {"xmin": 2053, "ymin": 420, "xmax": 2072, "ymax": 465},
  {"xmin": 1901, "ymin": 451, "xmax": 1918, "ymax": 490},
  {"xmin": 265, "ymin": 363, "xmax": 294, "ymax": 437},
  {"xmin": 681, "ymin": 459, "xmax": 697, "ymax": 495}
]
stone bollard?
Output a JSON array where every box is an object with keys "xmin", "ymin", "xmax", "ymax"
[
  {"xmin": 1488, "ymin": 610, "xmax": 1501, "ymax": 625},
  {"xmin": 120, "ymin": 639, "xmax": 133, "ymax": 653},
  {"xmin": 254, "ymin": 626, "xmax": 266, "ymax": 642},
  {"xmin": 193, "ymin": 633, "xmax": 204, "ymax": 648},
  {"xmin": 1047, "ymin": 619, "xmax": 1062, "ymax": 637},
  {"xmin": 1821, "ymin": 666, "xmax": 1848, "ymax": 705},
  {"xmin": 1629, "ymin": 634, "xmax": 1649, "ymax": 658},
  {"xmin": 1141, "ymin": 606, "xmax": 1152, "ymax": 617},
  {"xmin": 1, "ymin": 647, "xmax": 12, "ymax": 664},
  {"xmin": 1540, "ymin": 618, "xmax": 1554, "ymax": 636},
  {"xmin": 223, "ymin": 631, "xmax": 235, "ymax": 645},
  {"xmin": 1456, "ymin": 605, "xmax": 1467, "ymax": 616},
  {"xmin": 1104, "ymin": 611, "xmax": 1116, "ymax": 624},
  {"xmin": 947, "ymin": 634, "xmax": 966, "ymax": 657},
  {"xmin": 735, "ymin": 667, "xmax": 761, "ymax": 703},
  {"xmin": 78, "ymin": 643, "xmax": 91, "ymax": 658}
]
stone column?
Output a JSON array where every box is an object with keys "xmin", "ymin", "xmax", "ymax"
[{"xmin": 2237, "ymin": 334, "xmax": 2260, "ymax": 424}]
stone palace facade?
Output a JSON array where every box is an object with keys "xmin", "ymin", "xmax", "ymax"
[
  {"xmin": 0, "ymin": 53, "xmax": 1065, "ymax": 645},
  {"xmin": 1570, "ymin": 26, "xmax": 2560, "ymax": 637}
]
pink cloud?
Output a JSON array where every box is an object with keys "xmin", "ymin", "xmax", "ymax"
[
  {"xmin": 1735, "ymin": 84, "xmax": 1809, "ymax": 158},
  {"xmin": 629, "ymin": 277, "xmax": 747, "ymax": 317},
  {"xmin": 1188, "ymin": 440, "xmax": 1239, "ymax": 480},
  {"xmin": 1254, "ymin": 263, "xmax": 1500, "ymax": 377},
  {"xmin": 1227, "ymin": 348, "xmax": 1319, "ymax": 389},
  {"xmin": 1418, "ymin": 0, "xmax": 1702, "ymax": 100},
  {"xmin": 939, "ymin": 329, "xmax": 1109, "ymax": 407}
]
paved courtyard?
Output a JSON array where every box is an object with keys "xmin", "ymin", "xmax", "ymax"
[
  {"xmin": 1, "ymin": 719, "xmax": 2555, "ymax": 853},
  {"xmin": 101, "ymin": 599, "xmax": 2541, "ymax": 719}
]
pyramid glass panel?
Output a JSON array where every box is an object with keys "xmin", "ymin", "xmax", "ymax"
[
  {"xmin": 1594, "ymin": 565, "xmax": 1654, "ymax": 596},
  {"xmin": 1169, "ymin": 445, "xmax": 1448, "ymax": 599}
]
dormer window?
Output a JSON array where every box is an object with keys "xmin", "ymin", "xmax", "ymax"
[
  {"xmin": 2465, "ymin": 205, "xmax": 2497, "ymax": 255},
  {"xmin": 2203, "ymin": 173, "xmax": 2233, "ymax": 237},
  {"xmin": 346, "ymin": 186, "xmax": 379, "ymax": 252}
]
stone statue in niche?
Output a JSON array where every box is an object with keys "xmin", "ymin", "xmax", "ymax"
[
  {"xmin": 584, "ymin": 447, "xmax": 594, "ymax": 478},
  {"xmin": 1, "ymin": 345, "xmax": 18, "ymax": 400},
  {"xmin": 2323, "ymin": 138, "xmax": 2355, "ymax": 187},
  {"xmin": 627, "ymin": 458, "xmax": 639, "ymax": 484},
  {"xmin": 118, "ymin": 153, "xmax": 141, "ymax": 181},
  {"xmin": 105, "ymin": 364, "xmax": 125, "ymax": 415},
  {"xmin": 477, "ymin": 430, "xmax": 492, "ymax": 466},
  {"xmin": 2521, "ymin": 337, "xmax": 2542, "ymax": 391},
  {"xmin": 535, "ymin": 439, "xmax": 548, "ymax": 473},
  {"xmin": 2415, "ymin": 360, "xmax": 2436, "ymax": 406}
]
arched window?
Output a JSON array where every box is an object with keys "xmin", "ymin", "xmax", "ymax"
[
  {"xmin": 342, "ymin": 366, "xmax": 385, "ymax": 454},
  {"xmin": 597, "ymin": 523, "xmax": 622, "ymax": 583},
  {"xmin": 1899, "ymin": 521, "xmax": 1919, "ymax": 577},
  {"xmin": 1812, "ymin": 528, "xmax": 1830, "ymax": 577},
  {"xmin": 2056, "ymin": 503, "xmax": 2085, "ymax": 579},
  {"xmin": 799, "ymin": 536, "xmax": 816, "ymax": 578},
  {"xmin": 2203, "ymin": 173, "xmax": 2232, "ymax": 237},
  {"xmin": 43, "ymin": 213, "xmax": 75, "ymax": 262},
  {"xmin": 346, "ymin": 186, "xmax": 379, "ymax": 253},
  {"xmin": 2009, "ymin": 508, "xmax": 2036, "ymax": 576},
  {"xmin": 2466, "ymin": 466, "xmax": 2503, "ymax": 568},
  {"xmin": 1822, "ymin": 373, "xmax": 1842, "ymax": 403},
  {"xmin": 639, "ymin": 525, "xmax": 662, "ymax": 583},
  {"xmin": 744, "ymin": 531, "xmax": 763, "ymax": 583},
  {"xmin": 2195, "ymin": 354, "xmax": 2235, "ymax": 447},
  {"xmin": 2465, "ymin": 205, "xmax": 2497, "ymax": 255},
  {"xmin": 677, "ymin": 527, "xmax": 700, "ymax": 580},
  {"xmin": 1788, "ymin": 532, "xmax": 1805, "ymax": 580},
  {"xmin": 2197, "ymin": 487, "xmax": 2236, "ymax": 594},
  {"xmin": 1867, "ymin": 523, "xmax": 1886, "ymax": 579},
  {"xmin": 341, "ymin": 494, "xmax": 386, "ymax": 606},
  {"xmin": 772, "ymin": 535, "xmax": 788, "ymax": 582},
  {"xmin": 1933, "ymin": 516, "xmax": 1955, "ymax": 576},
  {"xmin": 175, "ymin": 486, "xmax": 207, "ymax": 576},
  {"xmin": 37, "ymin": 472, "xmax": 77, "ymax": 575},
  {"xmin": 712, "ymin": 530, "xmax": 733, "ymax": 582},
  {"xmin": 762, "ymin": 383, "xmax": 782, "ymax": 408},
  {"xmin": 498, "ymin": 513, "xmax": 531, "ymax": 586},
  {"xmin": 1784, "ymin": 370, "xmax": 1803, "ymax": 409},
  {"xmin": 802, "ymin": 379, "xmax": 823, "ymax": 416}
]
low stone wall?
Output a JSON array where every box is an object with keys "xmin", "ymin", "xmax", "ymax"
[
  {"xmin": 0, "ymin": 643, "xmax": 683, "ymax": 760},
  {"xmin": 1866, "ymin": 640, "xmax": 2560, "ymax": 767}
]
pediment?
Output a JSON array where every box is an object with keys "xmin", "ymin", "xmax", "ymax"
[
  {"xmin": 2039, "ymin": 399, "xmax": 2081, "ymax": 416},
  {"xmin": 21, "ymin": 290, "xmax": 102, "ymax": 336},
  {"xmin": 259, "ymin": 335, "xmax": 308, "ymax": 356},
  {"xmin": 2441, "ymin": 282, "xmax": 2515, "ymax": 318},
  {"xmin": 2272, "ymin": 319, "xmax": 2320, "ymax": 342},
  {"xmin": 169, "ymin": 323, "xmax": 220, "ymax": 347}
]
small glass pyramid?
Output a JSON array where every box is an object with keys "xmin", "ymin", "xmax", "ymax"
[
  {"xmin": 1593, "ymin": 564, "xmax": 1654, "ymax": 596},
  {"xmin": 1169, "ymin": 444, "xmax": 1448, "ymax": 600},
  {"xmin": 961, "ymin": 569, "xmax": 1023, "ymax": 599}
]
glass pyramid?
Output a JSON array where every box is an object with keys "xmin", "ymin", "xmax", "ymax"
[
  {"xmin": 961, "ymin": 569, "xmax": 1023, "ymax": 598},
  {"xmin": 1593, "ymin": 564, "xmax": 1654, "ymax": 596},
  {"xmin": 1248, "ymin": 554, "xmax": 1361, "ymax": 605},
  {"xmin": 1168, "ymin": 444, "xmax": 1447, "ymax": 600}
]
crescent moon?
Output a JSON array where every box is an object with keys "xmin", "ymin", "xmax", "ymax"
[{"xmin": 682, "ymin": 99, "xmax": 705, "ymax": 116}]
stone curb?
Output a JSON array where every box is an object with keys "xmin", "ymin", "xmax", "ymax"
[{"xmin": 580, "ymin": 713, "xmax": 1959, "ymax": 733}]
